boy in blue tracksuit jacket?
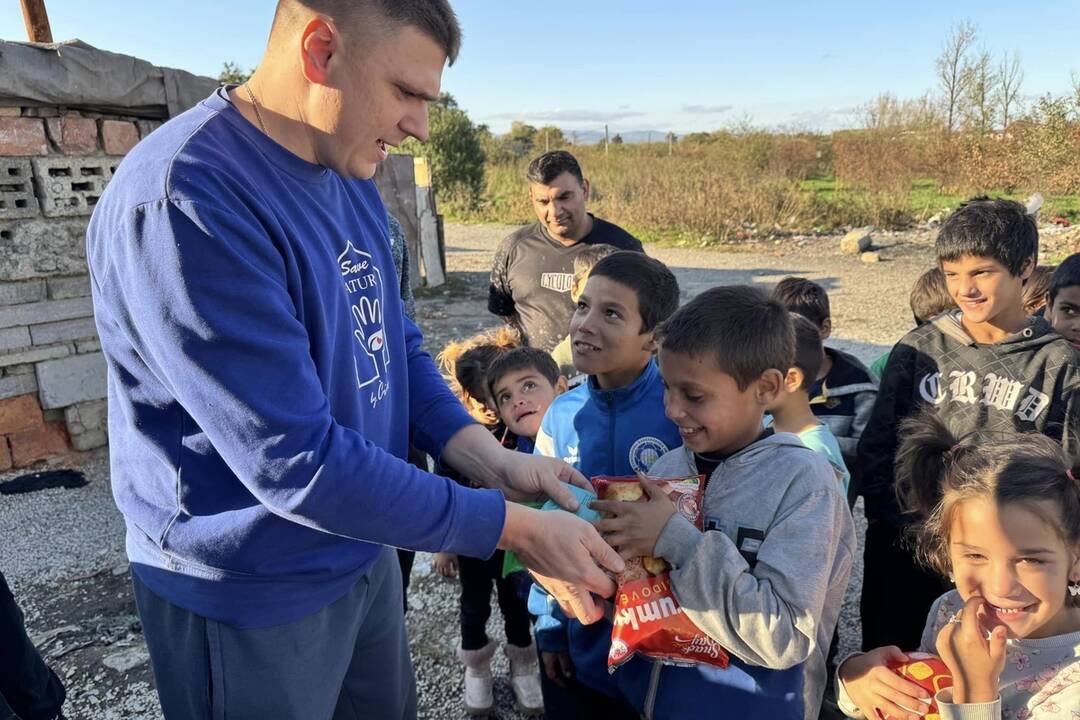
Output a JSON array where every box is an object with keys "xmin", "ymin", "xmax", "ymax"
[{"xmin": 530, "ymin": 252, "xmax": 683, "ymax": 717}]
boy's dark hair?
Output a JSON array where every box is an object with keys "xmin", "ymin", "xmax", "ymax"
[
  {"xmin": 658, "ymin": 285, "xmax": 794, "ymax": 391},
  {"xmin": 910, "ymin": 267, "xmax": 956, "ymax": 325},
  {"xmin": 896, "ymin": 409, "xmax": 1080, "ymax": 606},
  {"xmin": 1023, "ymin": 265, "xmax": 1054, "ymax": 315},
  {"xmin": 526, "ymin": 150, "xmax": 585, "ymax": 187},
  {"xmin": 790, "ymin": 314, "xmax": 824, "ymax": 391},
  {"xmin": 935, "ymin": 198, "xmax": 1038, "ymax": 276},
  {"xmin": 1050, "ymin": 254, "xmax": 1080, "ymax": 306},
  {"xmin": 587, "ymin": 252, "xmax": 680, "ymax": 334},
  {"xmin": 486, "ymin": 347, "xmax": 561, "ymax": 403},
  {"xmin": 772, "ymin": 277, "xmax": 830, "ymax": 329},
  {"xmin": 573, "ymin": 244, "xmax": 619, "ymax": 283}
]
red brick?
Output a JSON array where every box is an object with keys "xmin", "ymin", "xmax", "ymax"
[
  {"xmin": 0, "ymin": 117, "xmax": 47, "ymax": 155},
  {"xmin": 45, "ymin": 117, "xmax": 99, "ymax": 155},
  {"xmin": 9, "ymin": 421, "xmax": 68, "ymax": 467},
  {"xmin": 0, "ymin": 393, "xmax": 43, "ymax": 435},
  {"xmin": 101, "ymin": 120, "xmax": 139, "ymax": 155},
  {"xmin": 0, "ymin": 438, "xmax": 12, "ymax": 471}
]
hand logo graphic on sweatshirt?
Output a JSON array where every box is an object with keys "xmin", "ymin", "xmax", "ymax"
[{"xmin": 338, "ymin": 240, "xmax": 391, "ymax": 407}]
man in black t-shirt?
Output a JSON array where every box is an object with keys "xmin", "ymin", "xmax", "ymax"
[{"xmin": 488, "ymin": 151, "xmax": 643, "ymax": 351}]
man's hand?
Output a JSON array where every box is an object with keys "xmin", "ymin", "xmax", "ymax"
[
  {"xmin": 499, "ymin": 503, "xmax": 623, "ymax": 623},
  {"xmin": 590, "ymin": 479, "xmax": 676, "ymax": 559},
  {"xmin": 936, "ymin": 597, "xmax": 1007, "ymax": 704},
  {"xmin": 499, "ymin": 452, "xmax": 591, "ymax": 510}
]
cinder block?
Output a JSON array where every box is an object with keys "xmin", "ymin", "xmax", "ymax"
[
  {"xmin": 0, "ymin": 344, "xmax": 69, "ymax": 368},
  {"xmin": 31, "ymin": 156, "xmax": 119, "ymax": 218},
  {"xmin": 9, "ymin": 421, "xmax": 68, "ymax": 466},
  {"xmin": 0, "ymin": 296, "xmax": 94, "ymax": 330},
  {"xmin": 0, "ymin": 107, "xmax": 21, "ymax": 117},
  {"xmin": 71, "ymin": 427, "xmax": 107, "ymax": 451},
  {"xmin": 64, "ymin": 399, "xmax": 107, "ymax": 433},
  {"xmin": 30, "ymin": 317, "xmax": 97, "ymax": 345},
  {"xmin": 0, "ymin": 280, "xmax": 46, "ymax": 306},
  {"xmin": 35, "ymin": 351, "xmax": 107, "ymax": 409},
  {"xmin": 0, "ymin": 117, "xmax": 47, "ymax": 155},
  {"xmin": 101, "ymin": 120, "xmax": 139, "ymax": 155},
  {"xmin": 0, "ymin": 393, "xmax": 43, "ymax": 434},
  {"xmin": 0, "ymin": 372, "xmax": 37, "ymax": 400},
  {"xmin": 0, "ymin": 218, "xmax": 91, "ymax": 282},
  {"xmin": 0, "ymin": 437, "xmax": 12, "ymax": 471},
  {"xmin": 75, "ymin": 338, "xmax": 100, "ymax": 354},
  {"xmin": 0, "ymin": 158, "xmax": 40, "ymax": 220},
  {"xmin": 0, "ymin": 327, "xmax": 30, "ymax": 353},
  {"xmin": 45, "ymin": 117, "xmax": 99, "ymax": 155}
]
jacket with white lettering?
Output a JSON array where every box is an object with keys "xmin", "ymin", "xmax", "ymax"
[{"xmin": 856, "ymin": 311, "xmax": 1080, "ymax": 525}]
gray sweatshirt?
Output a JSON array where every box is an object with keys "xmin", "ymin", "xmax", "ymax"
[{"xmin": 651, "ymin": 432, "xmax": 857, "ymax": 720}]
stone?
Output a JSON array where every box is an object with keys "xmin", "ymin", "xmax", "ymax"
[
  {"xmin": 30, "ymin": 157, "xmax": 119, "ymax": 218},
  {"xmin": 0, "ymin": 107, "xmax": 21, "ymax": 117},
  {"xmin": 0, "ymin": 280, "xmax": 46, "ymax": 306},
  {"xmin": 71, "ymin": 428, "xmax": 107, "ymax": 451},
  {"xmin": 0, "ymin": 373, "xmax": 38, "ymax": 401},
  {"xmin": 0, "ymin": 344, "xmax": 70, "ymax": 368},
  {"xmin": 64, "ymin": 399, "xmax": 106, "ymax": 431},
  {"xmin": 136, "ymin": 120, "xmax": 162, "ymax": 138},
  {"xmin": 0, "ymin": 296, "xmax": 94, "ymax": 330},
  {"xmin": 0, "ymin": 218, "xmax": 91, "ymax": 282},
  {"xmin": 45, "ymin": 117, "xmax": 99, "ymax": 155},
  {"xmin": 860, "ymin": 251, "xmax": 881, "ymax": 264},
  {"xmin": 0, "ymin": 326, "xmax": 31, "ymax": 353},
  {"xmin": 101, "ymin": 121, "xmax": 139, "ymax": 155},
  {"xmin": 75, "ymin": 338, "xmax": 100, "ymax": 354},
  {"xmin": 0, "ymin": 393, "xmax": 43, "ymax": 434},
  {"xmin": 8, "ymin": 421, "xmax": 68, "ymax": 466},
  {"xmin": 46, "ymin": 275, "xmax": 91, "ymax": 300},
  {"xmin": 0, "ymin": 439, "xmax": 11, "ymax": 471},
  {"xmin": 35, "ymin": 352, "xmax": 107, "ymax": 408},
  {"xmin": 102, "ymin": 648, "xmax": 150, "ymax": 673},
  {"xmin": 840, "ymin": 227, "xmax": 873, "ymax": 254},
  {"xmin": 0, "ymin": 117, "xmax": 47, "ymax": 155},
  {"xmin": 21, "ymin": 106, "xmax": 59, "ymax": 118},
  {"xmin": 4, "ymin": 363, "xmax": 34, "ymax": 375},
  {"xmin": 30, "ymin": 317, "xmax": 97, "ymax": 346},
  {"xmin": 0, "ymin": 158, "xmax": 40, "ymax": 220}
]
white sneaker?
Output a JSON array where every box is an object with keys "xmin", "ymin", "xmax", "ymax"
[
  {"xmin": 504, "ymin": 641, "xmax": 544, "ymax": 716},
  {"xmin": 457, "ymin": 641, "xmax": 495, "ymax": 716}
]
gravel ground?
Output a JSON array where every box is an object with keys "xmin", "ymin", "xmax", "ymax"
[{"xmin": 2, "ymin": 220, "xmax": 1076, "ymax": 719}]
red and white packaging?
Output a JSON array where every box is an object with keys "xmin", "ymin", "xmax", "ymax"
[{"xmin": 592, "ymin": 475, "xmax": 730, "ymax": 672}]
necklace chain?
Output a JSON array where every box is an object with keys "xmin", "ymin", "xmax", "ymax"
[{"xmin": 244, "ymin": 84, "xmax": 268, "ymax": 138}]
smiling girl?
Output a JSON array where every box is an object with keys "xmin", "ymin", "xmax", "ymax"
[{"xmin": 838, "ymin": 410, "xmax": 1080, "ymax": 720}]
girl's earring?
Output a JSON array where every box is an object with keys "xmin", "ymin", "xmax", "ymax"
[{"xmin": 948, "ymin": 573, "xmax": 955, "ymax": 583}]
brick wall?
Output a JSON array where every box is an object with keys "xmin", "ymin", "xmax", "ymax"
[{"xmin": 0, "ymin": 106, "xmax": 161, "ymax": 468}]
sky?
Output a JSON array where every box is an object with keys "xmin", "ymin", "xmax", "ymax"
[{"xmin": 3, "ymin": 1, "xmax": 1078, "ymax": 137}]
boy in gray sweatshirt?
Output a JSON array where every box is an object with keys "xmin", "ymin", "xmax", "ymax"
[{"xmin": 594, "ymin": 285, "xmax": 856, "ymax": 720}]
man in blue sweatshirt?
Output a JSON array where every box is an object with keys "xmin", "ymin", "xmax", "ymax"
[{"xmin": 85, "ymin": 2, "xmax": 622, "ymax": 718}]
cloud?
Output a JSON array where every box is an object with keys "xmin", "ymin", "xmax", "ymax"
[
  {"xmin": 682, "ymin": 104, "xmax": 734, "ymax": 114},
  {"xmin": 485, "ymin": 109, "xmax": 646, "ymax": 123}
]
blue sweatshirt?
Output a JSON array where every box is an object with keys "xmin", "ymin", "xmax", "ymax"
[
  {"xmin": 531, "ymin": 360, "xmax": 683, "ymax": 698},
  {"xmin": 86, "ymin": 88, "xmax": 505, "ymax": 628}
]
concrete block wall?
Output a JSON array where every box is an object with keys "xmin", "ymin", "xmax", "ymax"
[{"xmin": 0, "ymin": 106, "xmax": 161, "ymax": 469}]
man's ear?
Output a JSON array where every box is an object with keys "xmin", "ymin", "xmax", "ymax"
[
  {"xmin": 819, "ymin": 317, "xmax": 832, "ymax": 341},
  {"xmin": 581, "ymin": 177, "xmax": 590, "ymax": 201},
  {"xmin": 755, "ymin": 368, "xmax": 785, "ymax": 408},
  {"xmin": 641, "ymin": 329, "xmax": 658, "ymax": 354},
  {"xmin": 555, "ymin": 375, "xmax": 569, "ymax": 394},
  {"xmin": 783, "ymin": 367, "xmax": 804, "ymax": 394},
  {"xmin": 1019, "ymin": 256, "xmax": 1036, "ymax": 282},
  {"xmin": 299, "ymin": 17, "xmax": 337, "ymax": 85}
]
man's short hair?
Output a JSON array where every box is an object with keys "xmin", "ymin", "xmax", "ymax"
[
  {"xmin": 274, "ymin": 0, "xmax": 462, "ymax": 64},
  {"xmin": 909, "ymin": 267, "xmax": 955, "ymax": 325},
  {"xmin": 1050, "ymin": 254, "xmax": 1080, "ymax": 306},
  {"xmin": 936, "ymin": 198, "xmax": 1038, "ymax": 276},
  {"xmin": 771, "ymin": 277, "xmax": 831, "ymax": 329},
  {"xmin": 790, "ymin": 314, "xmax": 824, "ymax": 391},
  {"xmin": 526, "ymin": 151, "xmax": 584, "ymax": 187},
  {"xmin": 573, "ymin": 244, "xmax": 619, "ymax": 284},
  {"xmin": 658, "ymin": 286, "xmax": 794, "ymax": 391},
  {"xmin": 486, "ymin": 347, "xmax": 561, "ymax": 402},
  {"xmin": 587, "ymin": 252, "xmax": 679, "ymax": 334}
]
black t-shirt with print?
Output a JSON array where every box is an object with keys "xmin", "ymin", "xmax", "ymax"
[{"xmin": 487, "ymin": 215, "xmax": 643, "ymax": 351}]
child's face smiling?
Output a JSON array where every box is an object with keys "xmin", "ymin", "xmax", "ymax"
[
  {"xmin": 492, "ymin": 369, "xmax": 560, "ymax": 440},
  {"xmin": 570, "ymin": 275, "xmax": 654, "ymax": 389},
  {"xmin": 941, "ymin": 255, "xmax": 1030, "ymax": 333},
  {"xmin": 949, "ymin": 497, "xmax": 1080, "ymax": 639},
  {"xmin": 658, "ymin": 348, "xmax": 778, "ymax": 456},
  {"xmin": 1049, "ymin": 286, "xmax": 1080, "ymax": 349}
]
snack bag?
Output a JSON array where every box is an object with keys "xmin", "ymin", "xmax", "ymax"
[
  {"xmin": 593, "ymin": 475, "xmax": 730, "ymax": 672},
  {"xmin": 876, "ymin": 652, "xmax": 952, "ymax": 720}
]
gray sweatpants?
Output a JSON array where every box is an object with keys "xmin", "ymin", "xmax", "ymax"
[{"xmin": 132, "ymin": 547, "xmax": 417, "ymax": 720}]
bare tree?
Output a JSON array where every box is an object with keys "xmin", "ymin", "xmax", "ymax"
[
  {"xmin": 1072, "ymin": 70, "xmax": 1080, "ymax": 110},
  {"xmin": 936, "ymin": 20, "xmax": 978, "ymax": 134},
  {"xmin": 998, "ymin": 51, "xmax": 1024, "ymax": 131},
  {"xmin": 963, "ymin": 48, "xmax": 997, "ymax": 134}
]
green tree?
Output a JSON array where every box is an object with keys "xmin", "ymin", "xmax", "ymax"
[
  {"xmin": 611, "ymin": 133, "xmax": 624, "ymax": 144},
  {"xmin": 218, "ymin": 61, "xmax": 252, "ymax": 85},
  {"xmin": 400, "ymin": 93, "xmax": 485, "ymax": 201},
  {"xmin": 535, "ymin": 125, "xmax": 566, "ymax": 152}
]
